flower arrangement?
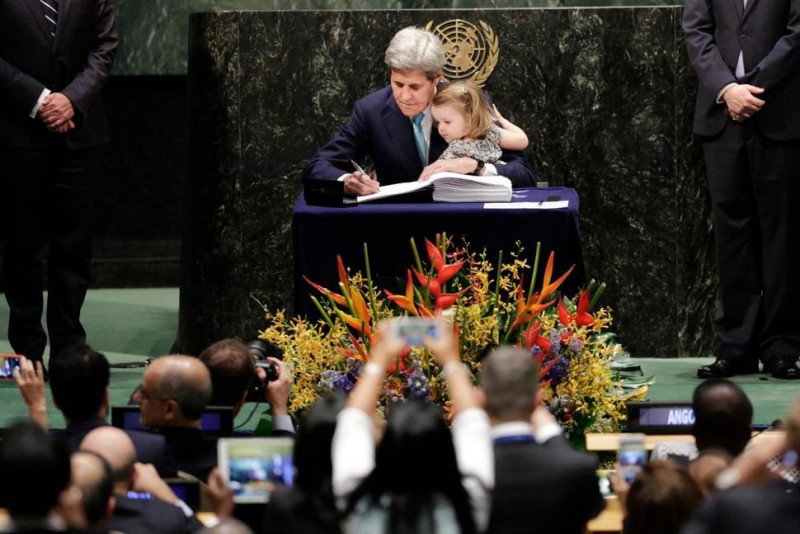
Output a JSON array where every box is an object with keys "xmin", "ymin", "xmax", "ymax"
[{"xmin": 258, "ymin": 235, "xmax": 647, "ymax": 443}]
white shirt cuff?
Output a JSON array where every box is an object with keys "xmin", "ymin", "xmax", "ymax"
[
  {"xmin": 716, "ymin": 83, "xmax": 738, "ymax": 104},
  {"xmin": 30, "ymin": 88, "xmax": 51, "ymax": 119},
  {"xmin": 483, "ymin": 163, "xmax": 498, "ymax": 176},
  {"xmin": 272, "ymin": 414, "xmax": 295, "ymax": 434}
]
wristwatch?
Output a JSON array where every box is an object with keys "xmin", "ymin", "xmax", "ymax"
[{"xmin": 471, "ymin": 159, "xmax": 485, "ymax": 176}]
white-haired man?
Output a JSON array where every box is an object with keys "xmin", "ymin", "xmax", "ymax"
[{"xmin": 302, "ymin": 26, "xmax": 535, "ymax": 196}]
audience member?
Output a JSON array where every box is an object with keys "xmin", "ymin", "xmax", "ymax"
[
  {"xmin": 264, "ymin": 392, "xmax": 346, "ymax": 533},
  {"xmin": 480, "ymin": 346, "xmax": 605, "ymax": 534},
  {"xmin": 197, "ymin": 338, "xmax": 294, "ymax": 435},
  {"xmin": 80, "ymin": 426, "xmax": 203, "ymax": 534},
  {"xmin": 681, "ymin": 398, "xmax": 800, "ymax": 534},
  {"xmin": 615, "ymin": 459, "xmax": 704, "ymax": 534},
  {"xmin": 204, "ymin": 392, "xmax": 346, "ymax": 533},
  {"xmin": 332, "ymin": 320, "xmax": 491, "ymax": 532},
  {"xmin": 651, "ymin": 379, "xmax": 753, "ymax": 464},
  {"xmin": 0, "ymin": 420, "xmax": 72, "ymax": 531},
  {"xmin": 62, "ymin": 451, "xmax": 115, "ymax": 530},
  {"xmin": 13, "ymin": 346, "xmax": 171, "ymax": 475},
  {"xmin": 687, "ymin": 449, "xmax": 733, "ymax": 497},
  {"xmin": 301, "ymin": 26, "xmax": 535, "ymax": 196},
  {"xmin": 132, "ymin": 355, "xmax": 217, "ymax": 480}
]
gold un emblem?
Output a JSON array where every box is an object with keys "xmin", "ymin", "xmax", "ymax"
[{"xmin": 425, "ymin": 19, "xmax": 499, "ymax": 87}]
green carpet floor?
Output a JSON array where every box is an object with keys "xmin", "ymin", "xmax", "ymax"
[{"xmin": 1, "ymin": 288, "xmax": 798, "ymax": 430}]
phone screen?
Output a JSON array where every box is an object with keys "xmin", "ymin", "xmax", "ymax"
[
  {"xmin": 618, "ymin": 433, "xmax": 647, "ymax": 483},
  {"xmin": 218, "ymin": 438, "xmax": 295, "ymax": 503},
  {"xmin": 391, "ymin": 318, "xmax": 440, "ymax": 346},
  {"xmin": 0, "ymin": 357, "xmax": 21, "ymax": 379}
]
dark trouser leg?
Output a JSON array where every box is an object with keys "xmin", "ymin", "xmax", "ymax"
[
  {"xmin": 46, "ymin": 143, "xmax": 98, "ymax": 361},
  {"xmin": 0, "ymin": 146, "xmax": 50, "ymax": 362},
  {"xmin": 748, "ymin": 134, "xmax": 800, "ymax": 365},
  {"xmin": 702, "ymin": 122, "xmax": 762, "ymax": 366}
]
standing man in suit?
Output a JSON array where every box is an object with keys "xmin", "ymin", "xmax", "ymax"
[
  {"xmin": 301, "ymin": 26, "xmax": 535, "ymax": 196},
  {"xmin": 684, "ymin": 0, "xmax": 800, "ymax": 379},
  {"xmin": 480, "ymin": 347, "xmax": 605, "ymax": 534},
  {"xmin": 0, "ymin": 0, "xmax": 117, "ymax": 369}
]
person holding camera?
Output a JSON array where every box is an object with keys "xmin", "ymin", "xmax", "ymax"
[{"xmin": 198, "ymin": 338, "xmax": 295, "ymax": 436}]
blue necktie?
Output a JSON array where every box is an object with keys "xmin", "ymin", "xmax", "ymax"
[
  {"xmin": 412, "ymin": 113, "xmax": 427, "ymax": 166},
  {"xmin": 40, "ymin": 0, "xmax": 59, "ymax": 37}
]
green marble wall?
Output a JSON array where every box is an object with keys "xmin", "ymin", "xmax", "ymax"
[
  {"xmin": 181, "ymin": 8, "xmax": 716, "ymax": 360},
  {"xmin": 116, "ymin": 0, "xmax": 680, "ymax": 75}
]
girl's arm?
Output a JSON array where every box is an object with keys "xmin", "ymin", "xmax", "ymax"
[
  {"xmin": 494, "ymin": 104, "xmax": 529, "ymax": 151},
  {"xmin": 331, "ymin": 324, "xmax": 406, "ymax": 505}
]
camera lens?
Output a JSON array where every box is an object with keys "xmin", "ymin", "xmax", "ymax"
[{"xmin": 247, "ymin": 340, "xmax": 283, "ymax": 362}]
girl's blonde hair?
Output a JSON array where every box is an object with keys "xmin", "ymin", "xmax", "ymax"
[{"xmin": 432, "ymin": 80, "xmax": 494, "ymax": 140}]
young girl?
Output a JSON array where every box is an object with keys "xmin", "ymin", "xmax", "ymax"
[{"xmin": 431, "ymin": 80, "xmax": 528, "ymax": 165}]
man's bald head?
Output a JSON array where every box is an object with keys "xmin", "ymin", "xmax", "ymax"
[
  {"xmin": 80, "ymin": 426, "xmax": 137, "ymax": 485},
  {"xmin": 140, "ymin": 355, "xmax": 212, "ymax": 426},
  {"xmin": 69, "ymin": 451, "xmax": 114, "ymax": 524}
]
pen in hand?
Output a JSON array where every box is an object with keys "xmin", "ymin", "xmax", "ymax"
[{"xmin": 351, "ymin": 160, "xmax": 380, "ymax": 192}]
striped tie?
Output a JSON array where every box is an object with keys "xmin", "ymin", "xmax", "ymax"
[{"xmin": 40, "ymin": 0, "xmax": 58, "ymax": 37}]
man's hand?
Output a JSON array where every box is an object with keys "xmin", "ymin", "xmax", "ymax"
[
  {"xmin": 206, "ymin": 467, "xmax": 235, "ymax": 519},
  {"xmin": 132, "ymin": 463, "xmax": 179, "ymax": 504},
  {"xmin": 263, "ymin": 357, "xmax": 292, "ymax": 416},
  {"xmin": 39, "ymin": 92, "xmax": 75, "ymax": 130},
  {"xmin": 344, "ymin": 171, "xmax": 380, "ymax": 196},
  {"xmin": 723, "ymin": 84, "xmax": 765, "ymax": 120},
  {"xmin": 419, "ymin": 157, "xmax": 480, "ymax": 182},
  {"xmin": 14, "ymin": 356, "xmax": 48, "ymax": 429}
]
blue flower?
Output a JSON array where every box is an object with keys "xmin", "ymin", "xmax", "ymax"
[{"xmin": 318, "ymin": 370, "xmax": 355, "ymax": 393}]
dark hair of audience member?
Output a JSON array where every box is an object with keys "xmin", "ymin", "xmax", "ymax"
[
  {"xmin": 622, "ymin": 459, "xmax": 704, "ymax": 534},
  {"xmin": 347, "ymin": 399, "xmax": 476, "ymax": 534},
  {"xmin": 73, "ymin": 450, "xmax": 115, "ymax": 524},
  {"xmin": 198, "ymin": 338, "xmax": 256, "ymax": 407},
  {"xmin": 50, "ymin": 344, "xmax": 110, "ymax": 421},
  {"xmin": 264, "ymin": 392, "xmax": 346, "ymax": 533},
  {"xmin": 692, "ymin": 379, "xmax": 753, "ymax": 457},
  {"xmin": 0, "ymin": 420, "xmax": 71, "ymax": 519}
]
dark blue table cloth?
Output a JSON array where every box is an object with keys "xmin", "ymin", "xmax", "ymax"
[{"xmin": 292, "ymin": 187, "xmax": 585, "ymax": 317}]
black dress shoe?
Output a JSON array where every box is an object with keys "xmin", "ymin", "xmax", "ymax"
[
  {"xmin": 697, "ymin": 359, "xmax": 734, "ymax": 379},
  {"xmin": 696, "ymin": 359, "xmax": 759, "ymax": 379},
  {"xmin": 769, "ymin": 356, "xmax": 800, "ymax": 380}
]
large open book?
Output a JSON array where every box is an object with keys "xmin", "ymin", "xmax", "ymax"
[{"xmin": 345, "ymin": 172, "xmax": 513, "ymax": 204}]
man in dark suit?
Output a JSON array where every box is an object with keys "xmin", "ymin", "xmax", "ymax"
[
  {"xmin": 301, "ymin": 26, "xmax": 535, "ymax": 196},
  {"xmin": 480, "ymin": 347, "xmax": 605, "ymax": 534},
  {"xmin": 13, "ymin": 344, "xmax": 172, "ymax": 475},
  {"xmin": 81, "ymin": 426, "xmax": 204, "ymax": 534},
  {"xmin": 0, "ymin": 420, "xmax": 72, "ymax": 531},
  {"xmin": 198, "ymin": 338, "xmax": 295, "ymax": 435},
  {"xmin": 133, "ymin": 355, "xmax": 218, "ymax": 481},
  {"xmin": 0, "ymin": 0, "xmax": 117, "ymax": 369},
  {"xmin": 684, "ymin": 0, "xmax": 800, "ymax": 379}
]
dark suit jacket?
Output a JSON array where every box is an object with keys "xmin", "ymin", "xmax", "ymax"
[
  {"xmin": 301, "ymin": 86, "xmax": 536, "ymax": 188},
  {"xmin": 487, "ymin": 435, "xmax": 605, "ymax": 534},
  {"xmin": 683, "ymin": 0, "xmax": 800, "ymax": 139},
  {"xmin": 53, "ymin": 417, "xmax": 175, "ymax": 477},
  {"xmin": 110, "ymin": 495, "xmax": 204, "ymax": 534},
  {"xmin": 681, "ymin": 479, "xmax": 800, "ymax": 534},
  {"xmin": 158, "ymin": 427, "xmax": 219, "ymax": 482},
  {"xmin": 0, "ymin": 0, "xmax": 117, "ymax": 148}
]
